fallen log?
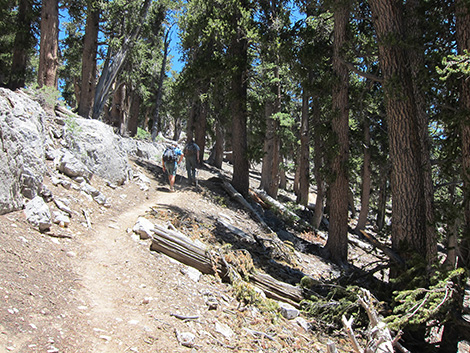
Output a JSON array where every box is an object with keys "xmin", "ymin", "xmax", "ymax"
[
  {"xmin": 149, "ymin": 224, "xmax": 303, "ymax": 307},
  {"xmin": 150, "ymin": 224, "xmax": 216, "ymax": 275},
  {"xmin": 221, "ymin": 181, "xmax": 272, "ymax": 232},
  {"xmin": 252, "ymin": 189, "xmax": 313, "ymax": 231},
  {"xmin": 249, "ymin": 272, "xmax": 304, "ymax": 308}
]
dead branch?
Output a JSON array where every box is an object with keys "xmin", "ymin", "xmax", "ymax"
[
  {"xmin": 342, "ymin": 315, "xmax": 363, "ymax": 353},
  {"xmin": 358, "ymin": 289, "xmax": 394, "ymax": 353}
]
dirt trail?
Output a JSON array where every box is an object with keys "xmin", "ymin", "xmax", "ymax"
[
  {"xmin": 0, "ymin": 163, "xmax": 329, "ymax": 352},
  {"xmin": 71, "ymin": 190, "xmax": 199, "ymax": 352}
]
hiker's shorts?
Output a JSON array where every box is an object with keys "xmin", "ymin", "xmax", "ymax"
[{"xmin": 165, "ymin": 161, "xmax": 177, "ymax": 176}]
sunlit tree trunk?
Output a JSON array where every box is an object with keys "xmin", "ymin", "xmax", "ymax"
[
  {"xmin": 78, "ymin": 1, "xmax": 100, "ymax": 118},
  {"xmin": 151, "ymin": 29, "xmax": 170, "ymax": 141},
  {"xmin": 260, "ymin": 93, "xmax": 281, "ymax": 197},
  {"xmin": 107, "ymin": 81, "xmax": 125, "ymax": 129},
  {"xmin": 194, "ymin": 84, "xmax": 209, "ymax": 162},
  {"xmin": 325, "ymin": 0, "xmax": 350, "ymax": 265},
  {"xmin": 38, "ymin": 0, "xmax": 59, "ymax": 88},
  {"xmin": 9, "ymin": 0, "xmax": 34, "ymax": 90},
  {"xmin": 209, "ymin": 120, "xmax": 224, "ymax": 169}
]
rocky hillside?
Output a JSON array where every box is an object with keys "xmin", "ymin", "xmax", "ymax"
[
  {"xmin": 0, "ymin": 87, "xmax": 346, "ymax": 352},
  {"xmin": 1, "ymin": 88, "xmax": 469, "ymax": 353}
]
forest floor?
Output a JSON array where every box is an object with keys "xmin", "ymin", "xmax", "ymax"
[{"xmin": 0, "ymin": 154, "xmax": 468, "ymax": 352}]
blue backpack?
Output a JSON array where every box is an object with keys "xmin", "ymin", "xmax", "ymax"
[{"xmin": 163, "ymin": 147, "xmax": 177, "ymax": 162}]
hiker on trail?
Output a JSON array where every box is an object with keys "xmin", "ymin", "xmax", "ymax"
[
  {"xmin": 162, "ymin": 143, "xmax": 184, "ymax": 192},
  {"xmin": 183, "ymin": 138, "xmax": 200, "ymax": 185}
]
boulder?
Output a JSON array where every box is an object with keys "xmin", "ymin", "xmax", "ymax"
[
  {"xmin": 56, "ymin": 149, "xmax": 93, "ymax": 182},
  {"xmin": 0, "ymin": 89, "xmax": 47, "ymax": 214},
  {"xmin": 120, "ymin": 138, "xmax": 164, "ymax": 164},
  {"xmin": 278, "ymin": 302, "xmax": 300, "ymax": 320},
  {"xmin": 63, "ymin": 117, "xmax": 131, "ymax": 185},
  {"xmin": 24, "ymin": 196, "xmax": 52, "ymax": 232}
]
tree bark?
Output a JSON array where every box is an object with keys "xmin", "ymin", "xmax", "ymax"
[
  {"xmin": 260, "ymin": 99, "xmax": 281, "ymax": 197},
  {"xmin": 456, "ymin": 0, "xmax": 470, "ymax": 269},
  {"xmin": 312, "ymin": 98, "xmax": 325, "ymax": 229},
  {"xmin": 37, "ymin": 0, "xmax": 59, "ymax": 88},
  {"xmin": 229, "ymin": 4, "xmax": 250, "ymax": 196},
  {"xmin": 356, "ymin": 116, "xmax": 371, "ymax": 231},
  {"xmin": 195, "ymin": 85, "xmax": 209, "ymax": 163},
  {"xmin": 77, "ymin": 1, "xmax": 100, "ymax": 118},
  {"xmin": 297, "ymin": 86, "xmax": 310, "ymax": 206},
  {"xmin": 127, "ymin": 90, "xmax": 141, "ymax": 137},
  {"xmin": 9, "ymin": 0, "xmax": 34, "ymax": 90},
  {"xmin": 260, "ymin": 62, "xmax": 281, "ymax": 198},
  {"xmin": 405, "ymin": 0, "xmax": 437, "ymax": 267},
  {"xmin": 211, "ymin": 120, "xmax": 224, "ymax": 169},
  {"xmin": 107, "ymin": 81, "xmax": 124, "ymax": 129},
  {"xmin": 369, "ymin": 0, "xmax": 428, "ymax": 266},
  {"xmin": 151, "ymin": 29, "xmax": 170, "ymax": 141},
  {"xmin": 325, "ymin": 0, "xmax": 350, "ymax": 265},
  {"xmin": 376, "ymin": 162, "xmax": 389, "ymax": 231}
]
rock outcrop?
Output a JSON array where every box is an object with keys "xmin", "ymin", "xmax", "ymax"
[
  {"xmin": 0, "ymin": 88, "xmax": 162, "ymax": 218},
  {"xmin": 0, "ymin": 89, "xmax": 48, "ymax": 214}
]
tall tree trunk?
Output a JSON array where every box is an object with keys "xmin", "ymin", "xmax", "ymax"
[
  {"xmin": 297, "ymin": 86, "xmax": 310, "ymax": 206},
  {"xmin": 209, "ymin": 120, "xmax": 224, "ymax": 169},
  {"xmin": 259, "ymin": 1, "xmax": 282, "ymax": 198},
  {"xmin": 189, "ymin": 82, "xmax": 210, "ymax": 162},
  {"xmin": 456, "ymin": 0, "xmax": 470, "ymax": 268},
  {"xmin": 230, "ymin": 4, "xmax": 250, "ymax": 196},
  {"xmin": 127, "ymin": 90, "xmax": 141, "ymax": 137},
  {"xmin": 37, "ymin": 0, "xmax": 59, "ymax": 88},
  {"xmin": 294, "ymin": 161, "xmax": 300, "ymax": 196},
  {"xmin": 211, "ymin": 88, "xmax": 225, "ymax": 169},
  {"xmin": 119, "ymin": 83, "xmax": 132, "ymax": 136},
  {"xmin": 92, "ymin": 0, "xmax": 152, "ymax": 120},
  {"xmin": 107, "ymin": 82, "xmax": 125, "ymax": 129},
  {"xmin": 369, "ymin": 0, "xmax": 428, "ymax": 266},
  {"xmin": 376, "ymin": 162, "xmax": 389, "ymax": 231},
  {"xmin": 279, "ymin": 158, "xmax": 287, "ymax": 190},
  {"xmin": 9, "ymin": 0, "xmax": 34, "ymax": 90},
  {"xmin": 325, "ymin": 0, "xmax": 350, "ymax": 265},
  {"xmin": 405, "ymin": 0, "xmax": 437, "ymax": 266},
  {"xmin": 151, "ymin": 29, "xmax": 170, "ymax": 141},
  {"xmin": 260, "ymin": 95, "xmax": 281, "ymax": 197},
  {"xmin": 312, "ymin": 97, "xmax": 325, "ymax": 229},
  {"xmin": 78, "ymin": 1, "xmax": 100, "ymax": 118},
  {"xmin": 356, "ymin": 116, "xmax": 371, "ymax": 231},
  {"xmin": 195, "ymin": 97, "xmax": 208, "ymax": 164}
]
